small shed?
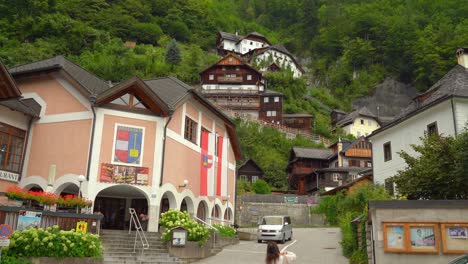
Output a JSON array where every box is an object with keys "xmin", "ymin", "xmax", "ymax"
[{"xmin": 237, "ymin": 159, "xmax": 264, "ymax": 184}]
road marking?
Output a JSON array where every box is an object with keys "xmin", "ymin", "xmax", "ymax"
[
  {"xmin": 281, "ymin": 240, "xmax": 298, "ymax": 252},
  {"xmin": 223, "ymin": 249, "xmax": 265, "ymax": 254}
]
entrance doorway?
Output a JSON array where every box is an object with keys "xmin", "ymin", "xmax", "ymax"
[{"xmin": 94, "ymin": 185, "xmax": 148, "ymax": 230}]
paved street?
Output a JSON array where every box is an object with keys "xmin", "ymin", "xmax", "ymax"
[{"xmin": 196, "ymin": 228, "xmax": 348, "ymax": 264}]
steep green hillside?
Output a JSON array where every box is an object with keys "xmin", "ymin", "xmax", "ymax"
[{"xmin": 1, "ymin": 0, "xmax": 466, "ymax": 188}]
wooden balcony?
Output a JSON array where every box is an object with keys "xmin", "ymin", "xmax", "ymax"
[
  {"xmin": 202, "ymin": 89, "xmax": 259, "ymax": 95},
  {"xmin": 217, "ymin": 76, "xmax": 243, "ymax": 83}
]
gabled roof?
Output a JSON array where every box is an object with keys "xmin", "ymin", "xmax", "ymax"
[
  {"xmin": 370, "ymin": 64, "xmax": 468, "ymax": 138},
  {"xmin": 292, "ymin": 147, "xmax": 333, "ymax": 160},
  {"xmin": 237, "ymin": 159, "xmax": 264, "ymax": 174},
  {"xmin": 199, "ymin": 53, "xmax": 262, "ymax": 76},
  {"xmin": 341, "ymin": 137, "xmax": 369, "ymax": 154},
  {"xmin": 336, "ymin": 106, "xmax": 377, "ymax": 127},
  {"xmin": 321, "ymin": 175, "xmax": 372, "ymax": 196},
  {"xmin": 0, "ymin": 61, "xmax": 21, "ymax": 100},
  {"xmin": 240, "ymin": 32, "xmax": 271, "ymax": 45},
  {"xmin": 0, "ymin": 98, "xmax": 41, "ymax": 117},
  {"xmin": 219, "ymin": 31, "xmax": 242, "ymax": 42},
  {"xmin": 9, "ymin": 56, "xmax": 110, "ymax": 95}
]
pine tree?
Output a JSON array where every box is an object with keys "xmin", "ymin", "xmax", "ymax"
[{"xmin": 165, "ymin": 39, "xmax": 181, "ymax": 66}]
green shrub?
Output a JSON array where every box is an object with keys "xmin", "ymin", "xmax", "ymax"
[
  {"xmin": 212, "ymin": 224, "xmax": 236, "ymax": 238},
  {"xmin": 2, "ymin": 225, "xmax": 102, "ymax": 258},
  {"xmin": 0, "ymin": 255, "xmax": 32, "ymax": 264},
  {"xmin": 236, "ymin": 179, "xmax": 251, "ymax": 195},
  {"xmin": 159, "ymin": 209, "xmax": 212, "ymax": 245},
  {"xmin": 251, "ymin": 179, "xmax": 271, "ymax": 194}
]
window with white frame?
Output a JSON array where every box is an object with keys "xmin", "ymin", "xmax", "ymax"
[
  {"xmin": 247, "ymin": 74, "xmax": 252, "ymax": 80},
  {"xmin": 351, "ymin": 174, "xmax": 359, "ymax": 181},
  {"xmin": 267, "ymin": 111, "xmax": 272, "ymax": 117},
  {"xmin": 274, "ymin": 97, "xmax": 279, "ymax": 102},
  {"xmin": 251, "ymin": 176, "xmax": 259, "ymax": 183},
  {"xmin": 240, "ymin": 175, "xmax": 247, "ymax": 181},
  {"xmin": 271, "ymin": 111, "xmax": 277, "ymax": 116},
  {"xmin": 264, "ymin": 97, "xmax": 269, "ymax": 103},
  {"xmin": 0, "ymin": 123, "xmax": 26, "ymax": 174},
  {"xmin": 209, "ymin": 74, "xmax": 214, "ymax": 80},
  {"xmin": 332, "ymin": 173, "xmax": 340, "ymax": 182}
]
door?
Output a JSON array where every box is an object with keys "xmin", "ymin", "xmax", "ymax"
[{"xmin": 298, "ymin": 177, "xmax": 305, "ymax": 194}]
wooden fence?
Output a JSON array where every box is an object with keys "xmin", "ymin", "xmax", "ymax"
[{"xmin": 0, "ymin": 206, "xmax": 103, "ymax": 234}]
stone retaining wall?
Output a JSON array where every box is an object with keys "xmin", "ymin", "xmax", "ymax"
[{"xmin": 28, "ymin": 258, "xmax": 103, "ymax": 264}]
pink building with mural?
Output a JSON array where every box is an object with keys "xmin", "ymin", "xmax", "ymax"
[{"xmin": 0, "ymin": 56, "xmax": 241, "ymax": 232}]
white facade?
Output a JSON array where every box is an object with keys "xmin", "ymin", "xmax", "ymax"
[
  {"xmin": 254, "ymin": 50, "xmax": 303, "ymax": 78},
  {"xmin": 221, "ymin": 38, "xmax": 269, "ymax": 55},
  {"xmin": 371, "ymin": 98, "xmax": 468, "ymax": 185},
  {"xmin": 342, "ymin": 116, "xmax": 381, "ymax": 137}
]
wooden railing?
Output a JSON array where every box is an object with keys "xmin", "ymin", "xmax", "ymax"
[{"xmin": 213, "ymin": 103, "xmax": 332, "ymax": 146}]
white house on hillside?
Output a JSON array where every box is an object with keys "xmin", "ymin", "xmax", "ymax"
[
  {"xmin": 332, "ymin": 107, "xmax": 381, "ymax": 138},
  {"xmin": 369, "ymin": 48, "xmax": 468, "ymax": 187},
  {"xmin": 216, "ymin": 31, "xmax": 303, "ymax": 78}
]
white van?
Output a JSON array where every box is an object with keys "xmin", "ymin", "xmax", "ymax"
[{"xmin": 257, "ymin": 215, "xmax": 293, "ymax": 243}]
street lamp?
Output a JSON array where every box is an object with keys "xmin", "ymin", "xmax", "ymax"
[{"xmin": 77, "ymin": 175, "xmax": 86, "ymax": 213}]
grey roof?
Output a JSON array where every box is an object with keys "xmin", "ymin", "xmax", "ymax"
[
  {"xmin": 336, "ymin": 106, "xmax": 377, "ymax": 127},
  {"xmin": 372, "ymin": 64, "xmax": 468, "ymax": 137},
  {"xmin": 0, "ymin": 97, "xmax": 41, "ymax": 117},
  {"xmin": 271, "ymin": 44, "xmax": 291, "ymax": 56},
  {"xmin": 283, "ymin": 113, "xmax": 313, "ymax": 118},
  {"xmin": 10, "ymin": 56, "xmax": 110, "ymax": 95},
  {"xmin": 292, "ymin": 147, "xmax": 333, "ymax": 160},
  {"xmin": 341, "ymin": 137, "xmax": 367, "ymax": 153},
  {"xmin": 143, "ymin": 76, "xmax": 192, "ymax": 111},
  {"xmin": 262, "ymin": 89, "xmax": 283, "ymax": 95},
  {"xmin": 219, "ymin": 31, "xmax": 242, "ymax": 42}
]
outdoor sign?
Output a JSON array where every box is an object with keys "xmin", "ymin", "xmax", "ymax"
[
  {"xmin": 171, "ymin": 227, "xmax": 188, "ymax": 247},
  {"xmin": 17, "ymin": 211, "xmax": 42, "ymax": 231},
  {"xmin": 112, "ymin": 124, "xmax": 144, "ymax": 166},
  {"xmin": 100, "ymin": 163, "xmax": 149, "ymax": 185},
  {"xmin": 76, "ymin": 221, "xmax": 88, "ymax": 233},
  {"xmin": 0, "ymin": 239, "xmax": 10, "ymax": 247},
  {"xmin": 0, "ymin": 169, "xmax": 19, "ymax": 182},
  {"xmin": 284, "ymin": 196, "xmax": 298, "ymax": 203},
  {"xmin": 0, "ymin": 224, "xmax": 13, "ymax": 238}
]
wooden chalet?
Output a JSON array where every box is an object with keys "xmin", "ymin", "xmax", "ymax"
[
  {"xmin": 282, "ymin": 113, "xmax": 313, "ymax": 133},
  {"xmin": 287, "ymin": 137, "xmax": 372, "ymax": 195},
  {"xmin": 200, "ymin": 54, "xmax": 274, "ymax": 119},
  {"xmin": 259, "ymin": 90, "xmax": 283, "ymax": 123},
  {"xmin": 0, "ymin": 62, "xmax": 21, "ymax": 101},
  {"xmin": 237, "ymin": 159, "xmax": 264, "ymax": 184}
]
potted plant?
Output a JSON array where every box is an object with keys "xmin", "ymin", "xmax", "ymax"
[{"xmin": 5, "ymin": 186, "xmax": 27, "ymax": 206}]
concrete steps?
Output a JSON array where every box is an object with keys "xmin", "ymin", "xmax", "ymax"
[{"xmin": 100, "ymin": 230, "xmax": 187, "ymax": 264}]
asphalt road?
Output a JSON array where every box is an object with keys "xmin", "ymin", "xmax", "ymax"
[{"xmin": 196, "ymin": 227, "xmax": 348, "ymax": 264}]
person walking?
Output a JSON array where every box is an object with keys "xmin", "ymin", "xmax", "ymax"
[{"xmin": 265, "ymin": 241, "xmax": 296, "ymax": 264}]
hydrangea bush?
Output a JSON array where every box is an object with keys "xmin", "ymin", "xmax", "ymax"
[
  {"xmin": 212, "ymin": 224, "xmax": 236, "ymax": 238},
  {"xmin": 159, "ymin": 209, "xmax": 212, "ymax": 245},
  {"xmin": 2, "ymin": 225, "xmax": 102, "ymax": 258}
]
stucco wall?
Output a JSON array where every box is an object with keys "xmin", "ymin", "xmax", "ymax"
[
  {"xmin": 371, "ymin": 100, "xmax": 456, "ymax": 184},
  {"xmin": 455, "ymin": 98, "xmax": 468, "ymax": 132},
  {"xmin": 370, "ymin": 202, "xmax": 468, "ymax": 264},
  {"xmin": 343, "ymin": 116, "xmax": 380, "ymax": 137}
]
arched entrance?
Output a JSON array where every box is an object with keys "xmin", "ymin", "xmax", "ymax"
[
  {"xmin": 23, "ymin": 184, "xmax": 43, "ymax": 192},
  {"xmin": 180, "ymin": 197, "xmax": 194, "ymax": 214},
  {"xmin": 196, "ymin": 201, "xmax": 208, "ymax": 221},
  {"xmin": 56, "ymin": 182, "xmax": 80, "ymax": 197},
  {"xmin": 159, "ymin": 191, "xmax": 176, "ymax": 215},
  {"xmin": 224, "ymin": 207, "xmax": 233, "ymax": 222},
  {"xmin": 95, "ymin": 185, "xmax": 148, "ymax": 230},
  {"xmin": 211, "ymin": 204, "xmax": 221, "ymax": 224}
]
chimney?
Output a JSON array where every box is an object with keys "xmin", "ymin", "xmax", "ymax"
[
  {"xmin": 337, "ymin": 138, "xmax": 343, "ymax": 167},
  {"xmin": 456, "ymin": 48, "xmax": 468, "ymax": 68}
]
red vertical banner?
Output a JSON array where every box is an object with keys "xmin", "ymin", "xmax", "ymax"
[
  {"xmin": 200, "ymin": 131, "xmax": 210, "ymax": 196},
  {"xmin": 216, "ymin": 136, "xmax": 224, "ymax": 196}
]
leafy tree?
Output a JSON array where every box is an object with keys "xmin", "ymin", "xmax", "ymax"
[
  {"xmin": 165, "ymin": 39, "xmax": 181, "ymax": 66},
  {"xmin": 251, "ymin": 179, "xmax": 271, "ymax": 194},
  {"xmin": 390, "ymin": 131, "xmax": 468, "ymax": 200}
]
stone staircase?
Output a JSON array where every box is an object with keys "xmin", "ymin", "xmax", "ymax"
[{"xmin": 100, "ymin": 230, "xmax": 187, "ymax": 264}]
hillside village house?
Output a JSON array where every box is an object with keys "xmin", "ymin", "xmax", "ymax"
[
  {"xmin": 332, "ymin": 107, "xmax": 381, "ymax": 137},
  {"xmin": 216, "ymin": 31, "xmax": 303, "ymax": 78},
  {"xmin": 369, "ymin": 48, "xmax": 468, "ymax": 188},
  {"xmin": 199, "ymin": 54, "xmax": 275, "ymax": 119},
  {"xmin": 0, "ymin": 56, "xmax": 242, "ymax": 232},
  {"xmin": 236, "ymin": 159, "xmax": 264, "ymax": 184},
  {"xmin": 286, "ymin": 137, "xmax": 372, "ymax": 194}
]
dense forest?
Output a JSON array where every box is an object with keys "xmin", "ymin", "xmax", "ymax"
[{"xmin": 1, "ymin": 0, "xmax": 466, "ymax": 188}]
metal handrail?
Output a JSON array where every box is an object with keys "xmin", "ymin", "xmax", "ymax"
[
  {"xmin": 128, "ymin": 208, "xmax": 149, "ymax": 254},
  {"xmin": 207, "ymin": 217, "xmax": 234, "ymax": 225},
  {"xmin": 192, "ymin": 215, "xmax": 219, "ymax": 232}
]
